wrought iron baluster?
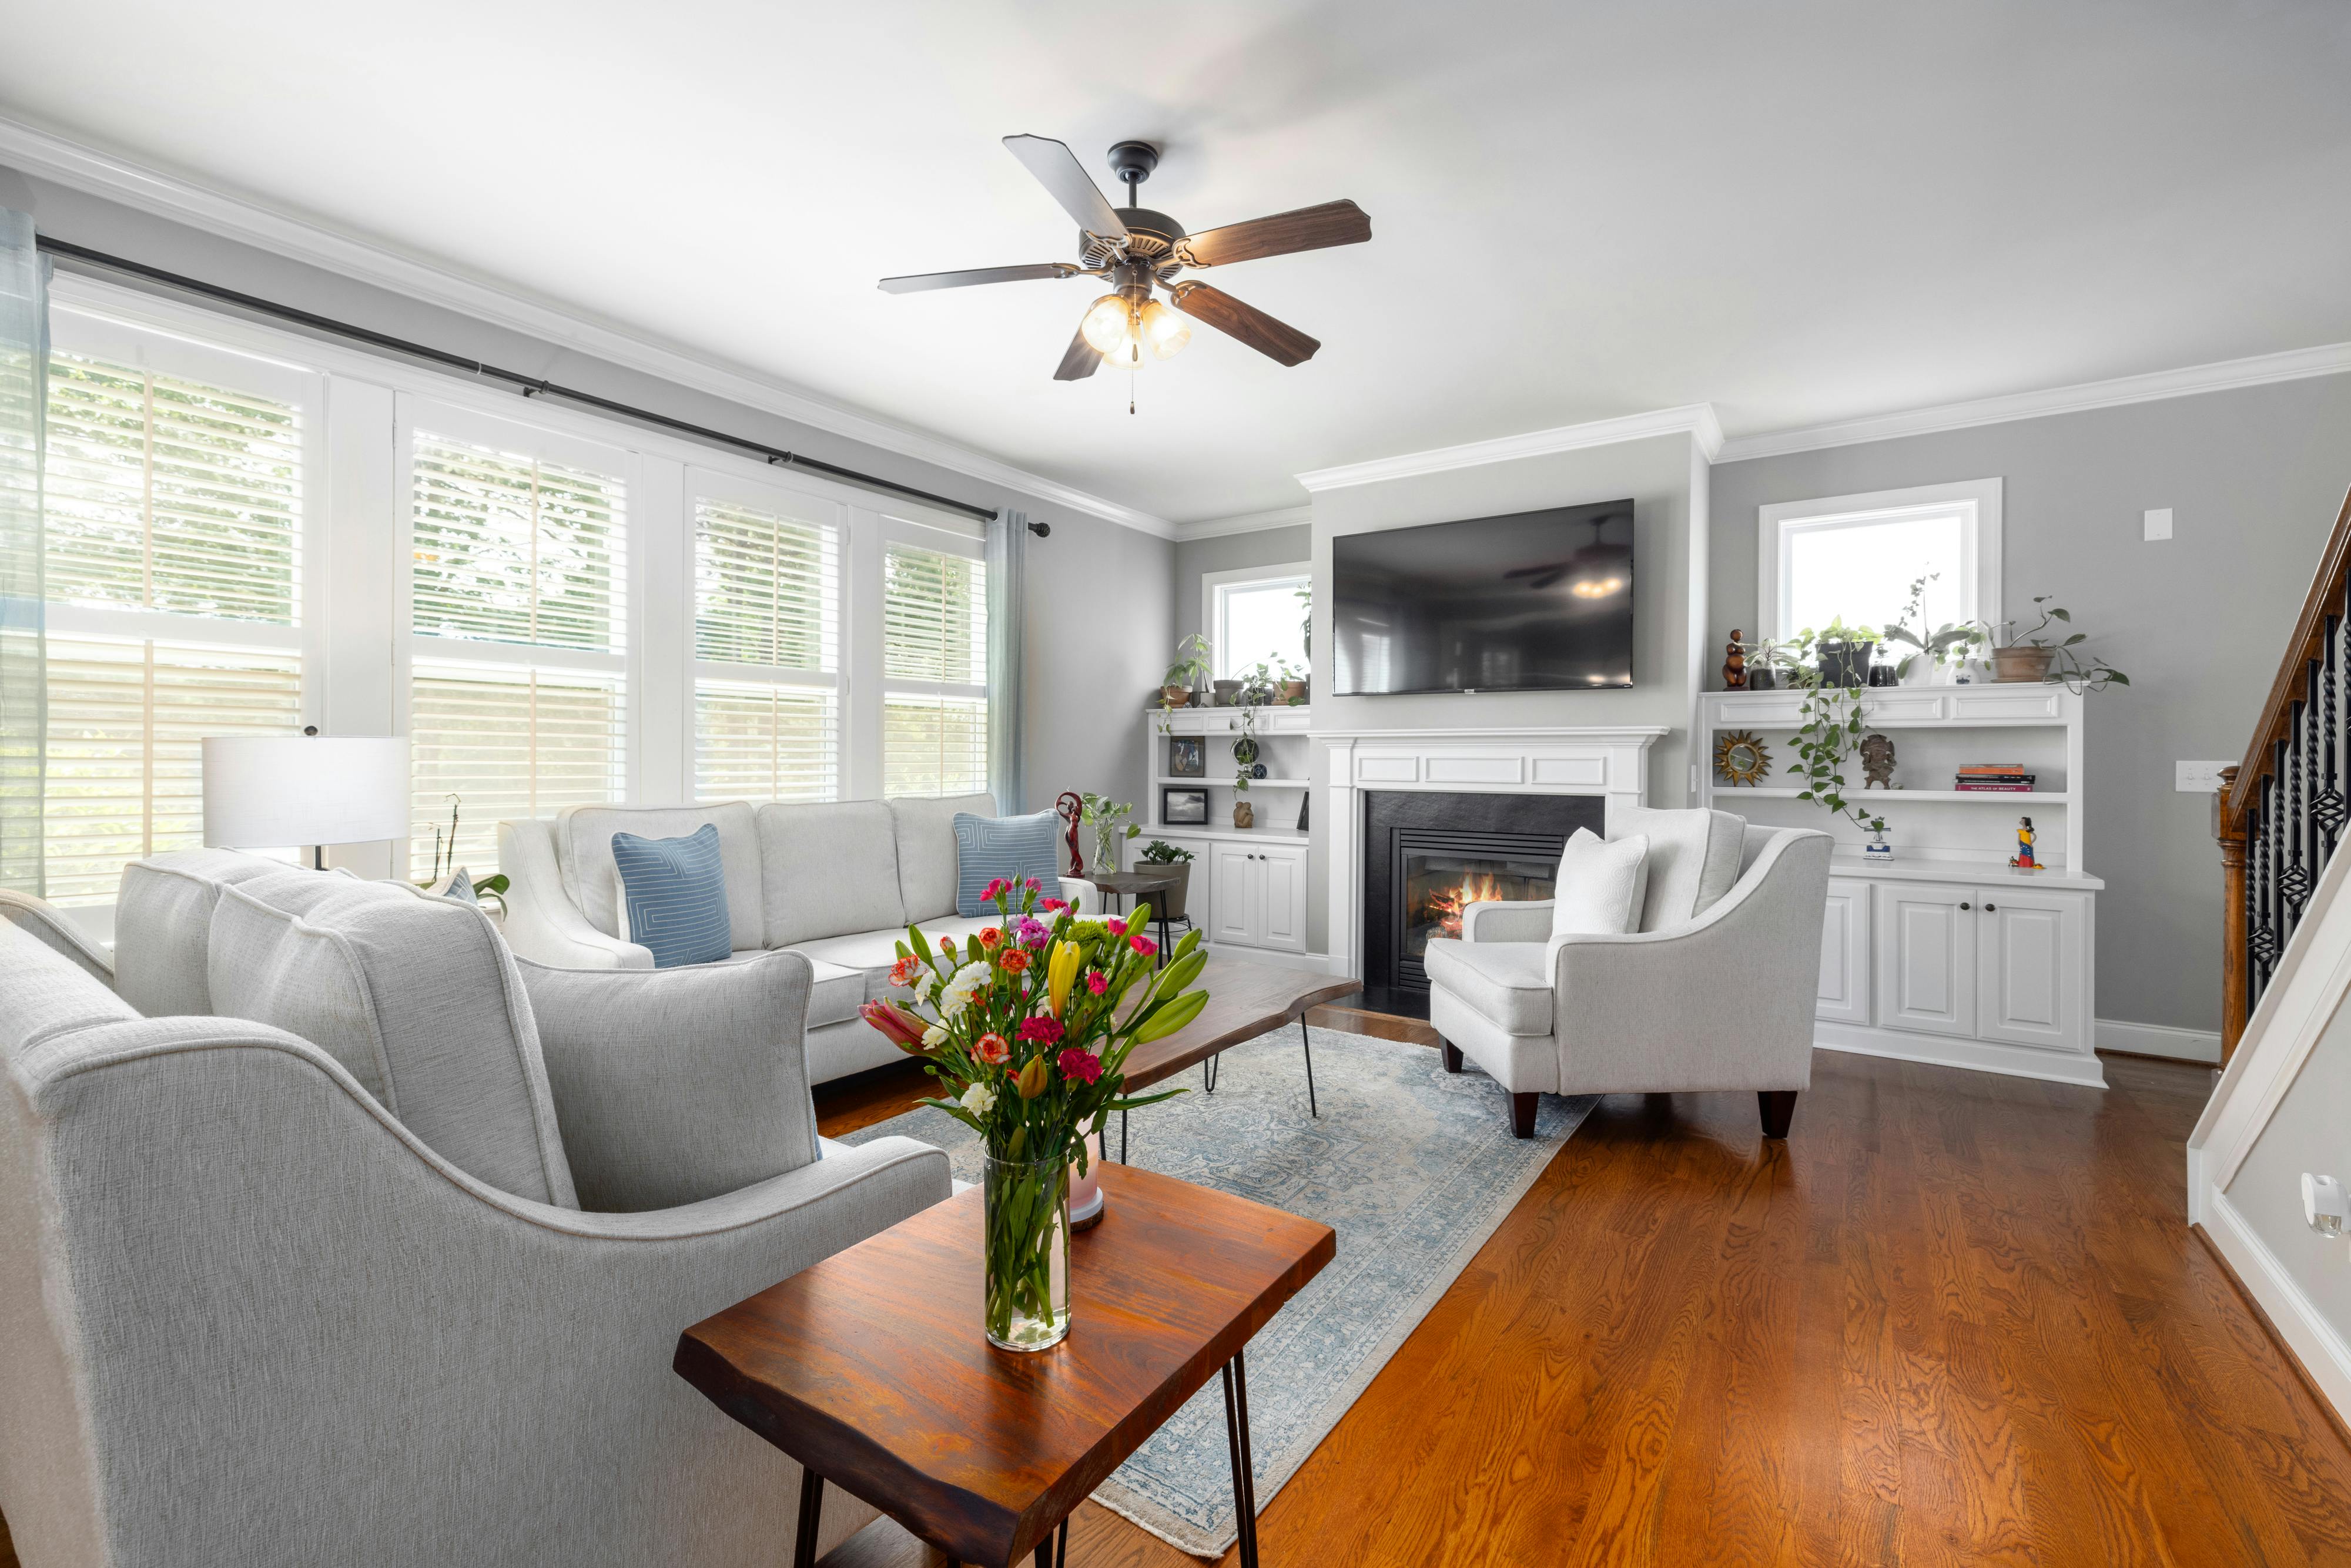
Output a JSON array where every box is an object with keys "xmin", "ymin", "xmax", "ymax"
[
  {"xmin": 2283, "ymin": 727, "xmax": 2312, "ymax": 922},
  {"xmin": 2308, "ymin": 662, "xmax": 2329, "ymax": 894},
  {"xmin": 2255, "ymin": 773, "xmax": 2279, "ymax": 973},
  {"xmin": 2321, "ymin": 625, "xmax": 2347, "ymax": 859},
  {"xmin": 2246, "ymin": 798, "xmax": 2266, "ymax": 1009}
]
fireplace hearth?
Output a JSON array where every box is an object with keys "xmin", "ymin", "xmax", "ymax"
[{"xmin": 1359, "ymin": 790, "xmax": 1604, "ymax": 1009}]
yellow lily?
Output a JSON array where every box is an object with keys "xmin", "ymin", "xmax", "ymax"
[{"xmin": 1047, "ymin": 939, "xmax": 1080, "ymax": 1016}]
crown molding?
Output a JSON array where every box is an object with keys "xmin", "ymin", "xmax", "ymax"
[
  {"xmin": 0, "ymin": 113, "xmax": 1177, "ymax": 539},
  {"xmin": 1295, "ymin": 404, "xmax": 1723, "ymax": 492},
  {"xmin": 1170, "ymin": 504, "xmax": 1314, "ymax": 543},
  {"xmin": 1717, "ymin": 341, "xmax": 2351, "ymax": 463}
]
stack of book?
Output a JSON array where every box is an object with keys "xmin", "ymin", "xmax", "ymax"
[{"xmin": 1955, "ymin": 763, "xmax": 2037, "ymax": 792}]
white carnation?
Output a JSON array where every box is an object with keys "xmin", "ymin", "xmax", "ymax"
[
  {"xmin": 960, "ymin": 1081, "xmax": 997, "ymax": 1116},
  {"xmin": 921, "ymin": 1024, "xmax": 947, "ymax": 1050},
  {"xmin": 939, "ymin": 960, "xmax": 991, "ymax": 1017}
]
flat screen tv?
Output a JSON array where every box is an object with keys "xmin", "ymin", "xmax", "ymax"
[{"xmin": 1330, "ymin": 500, "xmax": 1635, "ymax": 695}]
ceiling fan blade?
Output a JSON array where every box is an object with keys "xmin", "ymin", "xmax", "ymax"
[
  {"xmin": 1169, "ymin": 282, "xmax": 1320, "ymax": 366},
  {"xmin": 879, "ymin": 263, "xmax": 1074, "ymax": 294},
  {"xmin": 1053, "ymin": 323, "xmax": 1102, "ymax": 381},
  {"xmin": 1003, "ymin": 135, "xmax": 1130, "ymax": 239},
  {"xmin": 1173, "ymin": 200, "xmax": 1371, "ymax": 269}
]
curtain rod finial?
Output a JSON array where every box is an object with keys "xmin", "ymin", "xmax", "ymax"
[{"xmin": 1028, "ymin": 520, "xmax": 1051, "ymax": 538}]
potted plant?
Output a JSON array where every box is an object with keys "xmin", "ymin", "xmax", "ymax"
[
  {"xmin": 1777, "ymin": 641, "xmax": 1893, "ymax": 847},
  {"xmin": 1272, "ymin": 654, "xmax": 1308, "ymax": 705},
  {"xmin": 863, "ymin": 879, "xmax": 1205, "ymax": 1349},
  {"xmin": 1879, "ymin": 574, "xmax": 1983, "ymax": 686},
  {"xmin": 1976, "ymin": 597, "xmax": 2130, "ymax": 692},
  {"xmin": 1137, "ymin": 839, "xmax": 1194, "ymax": 922},
  {"xmin": 1237, "ymin": 660, "xmax": 1280, "ymax": 708},
  {"xmin": 1161, "ymin": 634, "xmax": 1211, "ymax": 708},
  {"xmin": 1735, "ymin": 635, "xmax": 1791, "ymax": 691},
  {"xmin": 1210, "ymin": 678, "xmax": 1241, "ymax": 707},
  {"xmin": 1231, "ymin": 765, "xmax": 1254, "ymax": 829},
  {"xmin": 1808, "ymin": 617, "xmax": 1880, "ymax": 688},
  {"xmin": 1078, "ymin": 793, "xmax": 1138, "ymax": 875}
]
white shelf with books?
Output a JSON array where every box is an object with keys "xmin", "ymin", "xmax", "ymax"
[{"xmin": 1134, "ymin": 702, "xmax": 1315, "ymax": 957}]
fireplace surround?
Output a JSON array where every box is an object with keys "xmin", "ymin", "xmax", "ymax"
[{"xmin": 1361, "ymin": 791, "xmax": 1603, "ymax": 1000}]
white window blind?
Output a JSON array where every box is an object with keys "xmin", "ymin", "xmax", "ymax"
[
  {"xmin": 691, "ymin": 492, "xmax": 839, "ymax": 801},
  {"xmin": 39, "ymin": 342, "xmax": 308, "ymax": 904},
  {"xmin": 881, "ymin": 541, "xmax": 987, "ymax": 798},
  {"xmin": 408, "ymin": 425, "xmax": 627, "ymax": 877}
]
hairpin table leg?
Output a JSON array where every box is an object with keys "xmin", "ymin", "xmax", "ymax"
[{"xmin": 1299, "ymin": 1015, "xmax": 1317, "ymax": 1118}]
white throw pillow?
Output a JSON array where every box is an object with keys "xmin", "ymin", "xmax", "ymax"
[{"xmin": 1547, "ymin": 829, "xmax": 1649, "ymax": 963}]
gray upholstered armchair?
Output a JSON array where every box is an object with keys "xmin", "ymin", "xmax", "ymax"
[
  {"xmin": 0, "ymin": 854, "xmax": 952, "ymax": 1567},
  {"xmin": 1425, "ymin": 823, "xmax": 1833, "ymax": 1138}
]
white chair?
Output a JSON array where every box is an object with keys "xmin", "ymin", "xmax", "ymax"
[{"xmin": 1424, "ymin": 820, "xmax": 1833, "ymax": 1138}]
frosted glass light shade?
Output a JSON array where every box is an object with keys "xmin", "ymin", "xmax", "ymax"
[{"xmin": 203, "ymin": 735, "xmax": 410, "ymax": 849}]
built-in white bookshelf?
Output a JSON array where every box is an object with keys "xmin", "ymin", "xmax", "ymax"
[{"xmin": 1133, "ymin": 703, "xmax": 1314, "ymax": 955}]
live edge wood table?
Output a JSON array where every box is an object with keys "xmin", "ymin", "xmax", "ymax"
[
  {"xmin": 675, "ymin": 1163, "xmax": 1335, "ymax": 1568},
  {"xmin": 1111, "ymin": 954, "xmax": 1357, "ymax": 1159}
]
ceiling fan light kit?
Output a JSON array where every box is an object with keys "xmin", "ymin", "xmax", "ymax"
[{"xmin": 879, "ymin": 133, "xmax": 1371, "ymax": 396}]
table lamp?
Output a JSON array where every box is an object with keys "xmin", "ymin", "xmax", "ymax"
[{"xmin": 202, "ymin": 729, "xmax": 409, "ymax": 870}]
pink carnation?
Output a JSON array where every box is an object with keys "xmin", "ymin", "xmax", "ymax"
[
  {"xmin": 1040, "ymin": 896, "xmax": 1067, "ymax": 912},
  {"xmin": 981, "ymin": 876, "xmax": 1009, "ymax": 903},
  {"xmin": 1024, "ymin": 876, "xmax": 1043, "ymax": 892},
  {"xmin": 1057, "ymin": 1047, "xmax": 1102, "ymax": 1085},
  {"xmin": 1016, "ymin": 1016, "xmax": 1066, "ymax": 1046},
  {"xmin": 1086, "ymin": 972, "xmax": 1107, "ymax": 996},
  {"xmin": 1130, "ymin": 934, "xmax": 1157, "ymax": 957},
  {"xmin": 1107, "ymin": 917, "xmax": 1126, "ymax": 937}
]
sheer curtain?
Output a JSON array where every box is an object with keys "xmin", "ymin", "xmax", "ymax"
[
  {"xmin": 986, "ymin": 509, "xmax": 1027, "ymax": 814},
  {"xmin": 0, "ymin": 209, "xmax": 43, "ymax": 894}
]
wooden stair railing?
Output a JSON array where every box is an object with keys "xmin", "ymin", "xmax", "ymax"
[{"xmin": 2219, "ymin": 481, "xmax": 2351, "ymax": 1063}]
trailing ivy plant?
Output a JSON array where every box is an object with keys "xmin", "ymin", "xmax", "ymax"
[{"xmin": 1779, "ymin": 630, "xmax": 1888, "ymax": 837}]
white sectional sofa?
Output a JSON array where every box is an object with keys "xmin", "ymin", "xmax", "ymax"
[{"xmin": 500, "ymin": 792, "xmax": 1099, "ymax": 1085}]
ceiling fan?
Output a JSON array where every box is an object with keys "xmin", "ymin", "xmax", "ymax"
[{"xmin": 879, "ymin": 136, "xmax": 1371, "ymax": 381}]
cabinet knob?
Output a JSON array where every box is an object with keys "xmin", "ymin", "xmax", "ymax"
[
  {"xmin": 1984, "ymin": 902, "xmax": 1997, "ymax": 912},
  {"xmin": 1960, "ymin": 902, "xmax": 1972, "ymax": 911}
]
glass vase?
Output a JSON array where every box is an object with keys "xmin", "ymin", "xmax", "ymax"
[{"xmin": 982, "ymin": 1153, "xmax": 1071, "ymax": 1351}]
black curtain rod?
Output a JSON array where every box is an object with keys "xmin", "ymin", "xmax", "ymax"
[{"xmin": 36, "ymin": 233, "xmax": 1045, "ymax": 532}]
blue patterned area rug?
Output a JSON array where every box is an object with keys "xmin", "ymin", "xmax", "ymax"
[{"xmin": 840, "ymin": 1024, "xmax": 1594, "ymax": 1559}]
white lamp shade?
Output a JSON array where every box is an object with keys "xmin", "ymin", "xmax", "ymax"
[{"xmin": 202, "ymin": 735, "xmax": 410, "ymax": 849}]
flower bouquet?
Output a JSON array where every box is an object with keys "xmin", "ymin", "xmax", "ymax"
[{"xmin": 860, "ymin": 876, "xmax": 1210, "ymax": 1350}]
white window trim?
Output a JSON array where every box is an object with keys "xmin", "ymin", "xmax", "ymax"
[
  {"xmin": 1201, "ymin": 562, "xmax": 1311, "ymax": 681},
  {"xmin": 1755, "ymin": 478, "xmax": 2002, "ymax": 644}
]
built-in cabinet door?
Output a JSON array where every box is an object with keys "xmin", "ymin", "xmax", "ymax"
[
  {"xmin": 1873, "ymin": 883, "xmax": 1979, "ymax": 1038},
  {"xmin": 1210, "ymin": 845, "xmax": 1258, "ymax": 945},
  {"xmin": 1977, "ymin": 889, "xmax": 2087, "ymax": 1053},
  {"xmin": 1816, "ymin": 877, "xmax": 1873, "ymax": 1025},
  {"xmin": 1258, "ymin": 846, "xmax": 1308, "ymax": 953}
]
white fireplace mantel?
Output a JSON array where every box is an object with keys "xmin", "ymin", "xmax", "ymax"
[{"xmin": 1320, "ymin": 726, "xmax": 1667, "ymax": 981}]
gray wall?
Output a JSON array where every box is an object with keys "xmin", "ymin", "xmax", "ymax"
[
  {"xmin": 0, "ymin": 165, "xmax": 1171, "ymax": 815},
  {"xmin": 1171, "ymin": 524, "xmax": 1312, "ymax": 651},
  {"xmin": 2228, "ymin": 1011, "xmax": 2351, "ymax": 1342},
  {"xmin": 1711, "ymin": 373, "xmax": 2351, "ymax": 1034},
  {"xmin": 1306, "ymin": 433, "xmax": 1704, "ymax": 950}
]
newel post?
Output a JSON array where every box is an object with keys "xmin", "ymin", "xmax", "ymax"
[{"xmin": 2218, "ymin": 763, "xmax": 2248, "ymax": 1064}]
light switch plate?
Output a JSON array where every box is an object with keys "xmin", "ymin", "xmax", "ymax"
[
  {"xmin": 2145, "ymin": 507, "xmax": 2174, "ymax": 541},
  {"xmin": 2177, "ymin": 760, "xmax": 2232, "ymax": 792}
]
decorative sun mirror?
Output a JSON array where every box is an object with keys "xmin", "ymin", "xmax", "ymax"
[{"xmin": 1714, "ymin": 729, "xmax": 1773, "ymax": 787}]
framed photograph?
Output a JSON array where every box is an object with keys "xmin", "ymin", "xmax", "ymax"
[
  {"xmin": 1162, "ymin": 786, "xmax": 1210, "ymax": 826},
  {"xmin": 1167, "ymin": 736, "xmax": 1205, "ymax": 778}
]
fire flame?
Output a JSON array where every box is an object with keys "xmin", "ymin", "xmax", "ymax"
[{"xmin": 1423, "ymin": 872, "xmax": 1516, "ymax": 937}]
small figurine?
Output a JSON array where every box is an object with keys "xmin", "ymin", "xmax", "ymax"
[
  {"xmin": 1723, "ymin": 630, "xmax": 1747, "ymax": 690},
  {"xmin": 1864, "ymin": 828, "xmax": 1893, "ymax": 860},
  {"xmin": 2010, "ymin": 816, "xmax": 2039, "ymax": 871},
  {"xmin": 1056, "ymin": 792, "xmax": 1086, "ymax": 877},
  {"xmin": 1859, "ymin": 732, "xmax": 1896, "ymax": 789}
]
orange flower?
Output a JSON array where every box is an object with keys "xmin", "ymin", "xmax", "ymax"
[
  {"xmin": 978, "ymin": 926, "xmax": 1003, "ymax": 950},
  {"xmin": 975, "ymin": 1032, "xmax": 1010, "ymax": 1066},
  {"xmin": 998, "ymin": 948, "xmax": 1031, "ymax": 973}
]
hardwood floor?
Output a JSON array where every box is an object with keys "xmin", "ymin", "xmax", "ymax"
[
  {"xmin": 817, "ymin": 1021, "xmax": 2351, "ymax": 1567},
  {"xmin": 6, "ymin": 1028, "xmax": 2344, "ymax": 1566}
]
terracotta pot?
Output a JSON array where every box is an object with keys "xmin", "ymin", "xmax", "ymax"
[
  {"xmin": 1160, "ymin": 685, "xmax": 1191, "ymax": 707},
  {"xmin": 1280, "ymin": 679, "xmax": 1308, "ymax": 703},
  {"xmin": 1991, "ymin": 645, "xmax": 2057, "ymax": 683},
  {"xmin": 1233, "ymin": 799, "xmax": 1255, "ymax": 829}
]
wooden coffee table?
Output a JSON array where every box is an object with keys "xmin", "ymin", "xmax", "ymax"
[
  {"xmin": 675, "ymin": 1162, "xmax": 1335, "ymax": 1568},
  {"xmin": 1110, "ymin": 954, "xmax": 1357, "ymax": 1161}
]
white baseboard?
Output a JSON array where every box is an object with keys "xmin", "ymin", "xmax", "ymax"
[
  {"xmin": 2095, "ymin": 1017, "xmax": 2222, "ymax": 1063},
  {"xmin": 1813, "ymin": 1021, "xmax": 2109, "ymax": 1087},
  {"xmin": 2201, "ymin": 1190, "xmax": 2351, "ymax": 1423}
]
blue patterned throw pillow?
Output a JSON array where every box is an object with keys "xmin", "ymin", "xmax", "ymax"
[
  {"xmin": 611, "ymin": 824, "xmax": 732, "ymax": 968},
  {"xmin": 952, "ymin": 810, "xmax": 1065, "ymax": 917}
]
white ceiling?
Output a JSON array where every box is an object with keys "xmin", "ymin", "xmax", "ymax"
[{"xmin": 3, "ymin": 0, "xmax": 2347, "ymax": 525}]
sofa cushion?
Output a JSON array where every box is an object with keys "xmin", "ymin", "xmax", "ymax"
[
  {"xmin": 805, "ymin": 959, "xmax": 868, "ymax": 1027},
  {"xmin": 113, "ymin": 848, "xmax": 293, "ymax": 1016},
  {"xmin": 206, "ymin": 872, "xmax": 580, "ymax": 1208},
  {"xmin": 755, "ymin": 800, "xmax": 907, "ymax": 946},
  {"xmin": 1424, "ymin": 938, "xmax": 1554, "ymax": 1037},
  {"xmin": 951, "ymin": 809, "xmax": 1063, "ymax": 916},
  {"xmin": 889, "ymin": 793, "xmax": 997, "ymax": 924},
  {"xmin": 1549, "ymin": 829, "xmax": 1649, "ymax": 960},
  {"xmin": 0, "ymin": 922, "xmax": 139, "ymax": 1051},
  {"xmin": 611, "ymin": 825, "xmax": 734, "ymax": 969},
  {"xmin": 1610, "ymin": 805, "xmax": 1744, "ymax": 933},
  {"xmin": 556, "ymin": 802, "xmax": 764, "ymax": 950},
  {"xmin": 789, "ymin": 915, "xmax": 998, "ymax": 1007}
]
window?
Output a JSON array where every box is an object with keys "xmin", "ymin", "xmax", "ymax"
[
  {"xmin": 1757, "ymin": 479, "xmax": 2002, "ymax": 644},
  {"xmin": 881, "ymin": 538, "xmax": 987, "ymax": 798},
  {"xmin": 407, "ymin": 418, "xmax": 627, "ymax": 877},
  {"xmin": 1204, "ymin": 565, "xmax": 1310, "ymax": 679},
  {"xmin": 692, "ymin": 482, "xmax": 840, "ymax": 802},
  {"xmin": 37, "ymin": 338, "xmax": 310, "ymax": 903}
]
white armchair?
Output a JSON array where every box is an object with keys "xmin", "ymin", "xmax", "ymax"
[{"xmin": 1425, "ymin": 824, "xmax": 1833, "ymax": 1138}]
